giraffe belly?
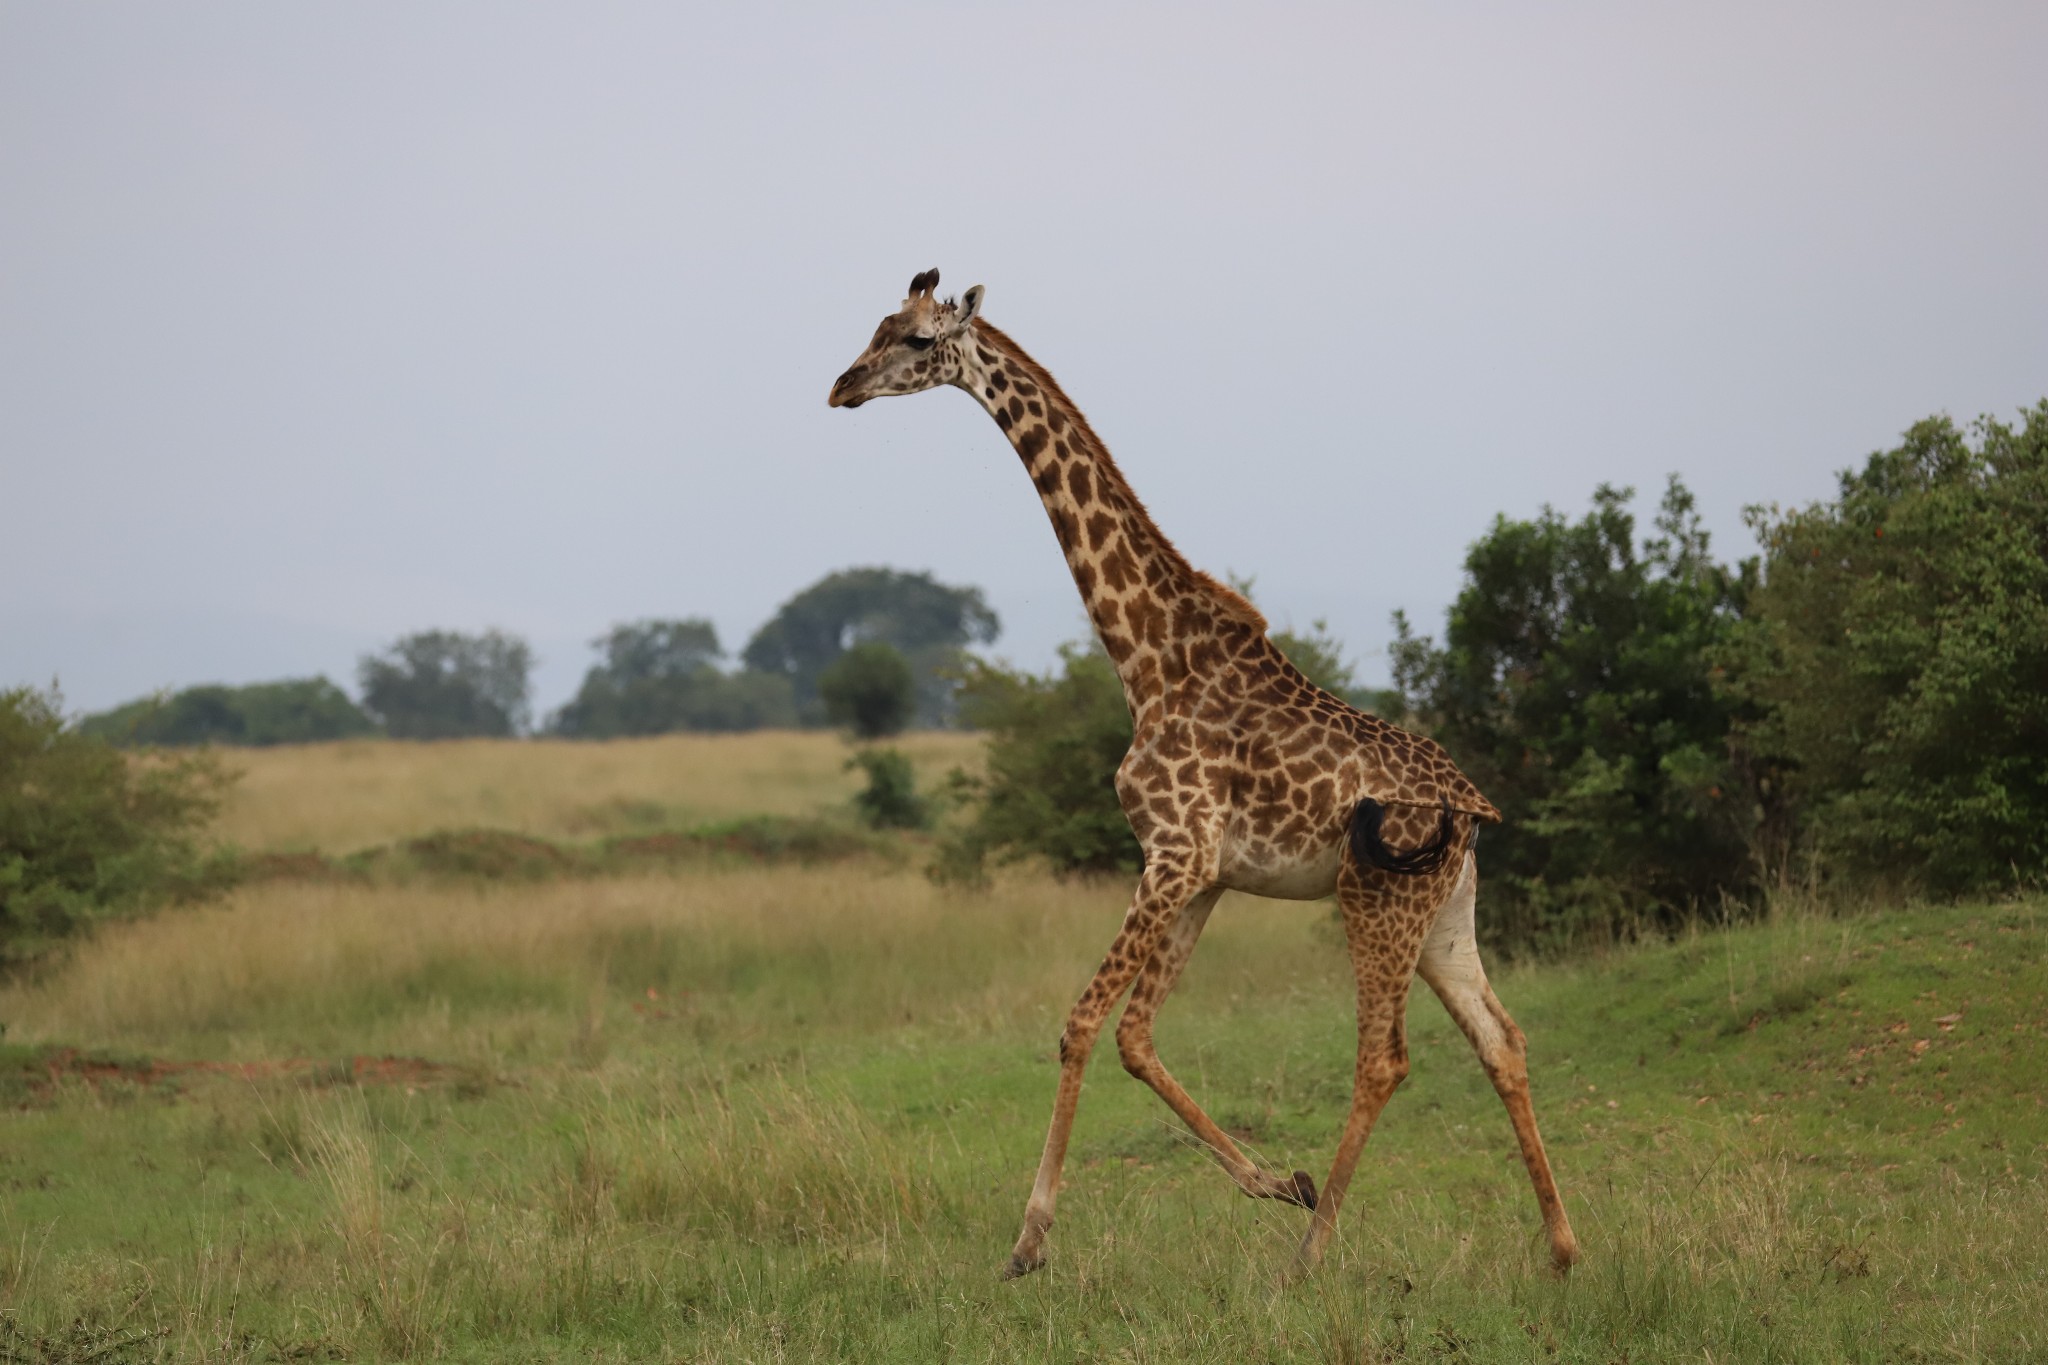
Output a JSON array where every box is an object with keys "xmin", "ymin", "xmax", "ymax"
[{"xmin": 1219, "ymin": 837, "xmax": 1344, "ymax": 901}]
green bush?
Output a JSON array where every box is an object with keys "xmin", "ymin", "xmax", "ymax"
[
  {"xmin": 78, "ymin": 677, "xmax": 375, "ymax": 747},
  {"xmin": 1, "ymin": 687, "xmax": 230, "ymax": 964},
  {"xmin": 1731, "ymin": 404, "xmax": 2048, "ymax": 893},
  {"xmin": 818, "ymin": 642, "xmax": 916, "ymax": 739},
  {"xmin": 934, "ymin": 643, "xmax": 1138, "ymax": 883},
  {"xmin": 847, "ymin": 748, "xmax": 930, "ymax": 831},
  {"xmin": 1392, "ymin": 478, "xmax": 1755, "ymax": 948}
]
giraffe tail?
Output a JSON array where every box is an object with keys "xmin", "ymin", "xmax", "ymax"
[{"xmin": 1349, "ymin": 796, "xmax": 1457, "ymax": 876}]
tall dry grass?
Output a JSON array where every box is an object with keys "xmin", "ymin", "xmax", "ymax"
[
  {"xmin": 0, "ymin": 867, "xmax": 1343, "ymax": 1063},
  {"xmin": 214, "ymin": 730, "xmax": 984, "ymax": 853}
]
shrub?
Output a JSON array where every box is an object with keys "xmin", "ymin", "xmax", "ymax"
[
  {"xmin": 847, "ymin": 748, "xmax": 929, "ymax": 830},
  {"xmin": 933, "ymin": 643, "xmax": 1138, "ymax": 883},
  {"xmin": 1, "ymin": 687, "xmax": 230, "ymax": 964},
  {"xmin": 359, "ymin": 630, "xmax": 533, "ymax": 739},
  {"xmin": 79, "ymin": 677, "xmax": 375, "ymax": 747},
  {"xmin": 818, "ymin": 642, "xmax": 916, "ymax": 739}
]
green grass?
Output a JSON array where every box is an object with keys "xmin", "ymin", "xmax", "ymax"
[{"xmin": 1, "ymin": 876, "xmax": 2043, "ymax": 1362}]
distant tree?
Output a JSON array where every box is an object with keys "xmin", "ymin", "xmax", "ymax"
[
  {"xmin": 1730, "ymin": 405, "xmax": 2048, "ymax": 893},
  {"xmin": 818, "ymin": 641, "xmax": 916, "ymax": 739},
  {"xmin": 550, "ymin": 619, "xmax": 796, "ymax": 737},
  {"xmin": 1393, "ymin": 478, "xmax": 1753, "ymax": 947},
  {"xmin": 79, "ymin": 678, "xmax": 375, "ymax": 747},
  {"xmin": 3, "ymin": 686, "xmax": 229, "ymax": 963},
  {"xmin": 358, "ymin": 630, "xmax": 533, "ymax": 739},
  {"xmin": 742, "ymin": 567, "xmax": 1000, "ymax": 726}
]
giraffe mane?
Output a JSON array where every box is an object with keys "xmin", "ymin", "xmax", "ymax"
[{"xmin": 969, "ymin": 320, "xmax": 1268, "ymax": 632}]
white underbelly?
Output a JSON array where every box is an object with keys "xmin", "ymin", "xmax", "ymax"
[{"xmin": 1219, "ymin": 839, "xmax": 1344, "ymax": 901}]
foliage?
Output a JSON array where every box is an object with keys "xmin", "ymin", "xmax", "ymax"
[
  {"xmin": 1731, "ymin": 405, "xmax": 2048, "ymax": 893},
  {"xmin": 550, "ymin": 619, "xmax": 795, "ymax": 737},
  {"xmin": 846, "ymin": 747, "xmax": 930, "ymax": 831},
  {"xmin": 78, "ymin": 677, "xmax": 376, "ymax": 747},
  {"xmin": 1392, "ymin": 478, "xmax": 1753, "ymax": 948},
  {"xmin": 742, "ymin": 567, "xmax": 1000, "ymax": 727},
  {"xmin": 0, "ymin": 686, "xmax": 229, "ymax": 964},
  {"xmin": 934, "ymin": 643, "xmax": 1138, "ymax": 883},
  {"xmin": 818, "ymin": 642, "xmax": 916, "ymax": 739},
  {"xmin": 358, "ymin": 630, "xmax": 534, "ymax": 739}
]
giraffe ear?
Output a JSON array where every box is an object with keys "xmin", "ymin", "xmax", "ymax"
[{"xmin": 951, "ymin": 284, "xmax": 985, "ymax": 331}]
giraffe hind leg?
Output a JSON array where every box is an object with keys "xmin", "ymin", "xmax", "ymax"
[
  {"xmin": 1115, "ymin": 887, "xmax": 1318, "ymax": 1210},
  {"xmin": 1415, "ymin": 851, "xmax": 1580, "ymax": 1272},
  {"xmin": 1292, "ymin": 844, "xmax": 1448, "ymax": 1274}
]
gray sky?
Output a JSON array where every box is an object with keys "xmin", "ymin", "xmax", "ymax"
[{"xmin": 4, "ymin": 2, "xmax": 2045, "ymax": 717}]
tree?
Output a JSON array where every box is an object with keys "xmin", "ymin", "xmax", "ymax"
[
  {"xmin": 358, "ymin": 630, "xmax": 533, "ymax": 739},
  {"xmin": 742, "ymin": 567, "xmax": 1000, "ymax": 726},
  {"xmin": 549, "ymin": 619, "xmax": 796, "ymax": 737},
  {"xmin": 1393, "ymin": 478, "xmax": 1753, "ymax": 947},
  {"xmin": 79, "ymin": 678, "xmax": 375, "ymax": 747},
  {"xmin": 818, "ymin": 641, "xmax": 916, "ymax": 738},
  {"xmin": 1731, "ymin": 405, "xmax": 2048, "ymax": 893},
  {"xmin": 2, "ymin": 687, "xmax": 228, "ymax": 963}
]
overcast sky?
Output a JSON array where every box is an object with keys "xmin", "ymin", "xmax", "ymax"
[{"xmin": 4, "ymin": 2, "xmax": 2044, "ymax": 717}]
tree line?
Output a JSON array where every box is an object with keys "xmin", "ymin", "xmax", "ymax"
[
  {"xmin": 75, "ymin": 567, "xmax": 999, "ymax": 745},
  {"xmin": 24, "ymin": 401, "xmax": 2044, "ymax": 955}
]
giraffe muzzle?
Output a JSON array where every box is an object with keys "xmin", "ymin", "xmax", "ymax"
[{"xmin": 828, "ymin": 369, "xmax": 867, "ymax": 408}]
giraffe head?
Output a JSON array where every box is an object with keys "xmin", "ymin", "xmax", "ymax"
[{"xmin": 828, "ymin": 268, "xmax": 984, "ymax": 409}]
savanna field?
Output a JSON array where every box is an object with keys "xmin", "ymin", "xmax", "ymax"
[{"xmin": 2, "ymin": 733, "xmax": 2044, "ymax": 1363}]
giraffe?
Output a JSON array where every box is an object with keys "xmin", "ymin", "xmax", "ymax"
[{"xmin": 827, "ymin": 269, "xmax": 1579, "ymax": 1280}]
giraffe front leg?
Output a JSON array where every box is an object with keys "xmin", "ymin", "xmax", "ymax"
[
  {"xmin": 1003, "ymin": 861, "xmax": 1207, "ymax": 1280},
  {"xmin": 1115, "ymin": 888, "xmax": 1317, "ymax": 1210}
]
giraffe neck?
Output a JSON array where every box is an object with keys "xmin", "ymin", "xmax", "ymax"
[{"xmin": 954, "ymin": 322, "xmax": 1264, "ymax": 703}]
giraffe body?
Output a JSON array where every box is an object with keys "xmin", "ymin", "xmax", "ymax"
[{"xmin": 829, "ymin": 270, "xmax": 1578, "ymax": 1280}]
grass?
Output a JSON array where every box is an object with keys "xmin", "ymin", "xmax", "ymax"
[
  {"xmin": 213, "ymin": 730, "xmax": 983, "ymax": 854},
  {"xmin": 2, "ymin": 856, "xmax": 2044, "ymax": 1361}
]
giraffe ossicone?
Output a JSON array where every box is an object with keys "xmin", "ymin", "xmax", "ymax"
[{"xmin": 828, "ymin": 268, "xmax": 1580, "ymax": 1280}]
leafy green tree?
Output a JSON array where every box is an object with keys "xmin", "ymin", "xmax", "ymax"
[
  {"xmin": 79, "ymin": 678, "xmax": 375, "ymax": 747},
  {"xmin": 358, "ymin": 630, "xmax": 533, "ymax": 739},
  {"xmin": 1732, "ymin": 405, "xmax": 2048, "ymax": 892},
  {"xmin": 818, "ymin": 641, "xmax": 916, "ymax": 739},
  {"xmin": 2, "ymin": 687, "xmax": 229, "ymax": 963},
  {"xmin": 933, "ymin": 643, "xmax": 1139, "ymax": 883},
  {"xmin": 742, "ymin": 567, "xmax": 1000, "ymax": 726},
  {"xmin": 550, "ymin": 619, "xmax": 796, "ymax": 737},
  {"xmin": 1393, "ymin": 478, "xmax": 1753, "ymax": 947}
]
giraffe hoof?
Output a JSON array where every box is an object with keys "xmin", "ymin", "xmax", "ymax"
[
  {"xmin": 1001, "ymin": 1251, "xmax": 1046, "ymax": 1281},
  {"xmin": 1289, "ymin": 1170, "xmax": 1318, "ymax": 1212}
]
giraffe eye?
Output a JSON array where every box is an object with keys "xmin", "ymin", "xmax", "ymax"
[{"xmin": 904, "ymin": 335, "xmax": 935, "ymax": 351}]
